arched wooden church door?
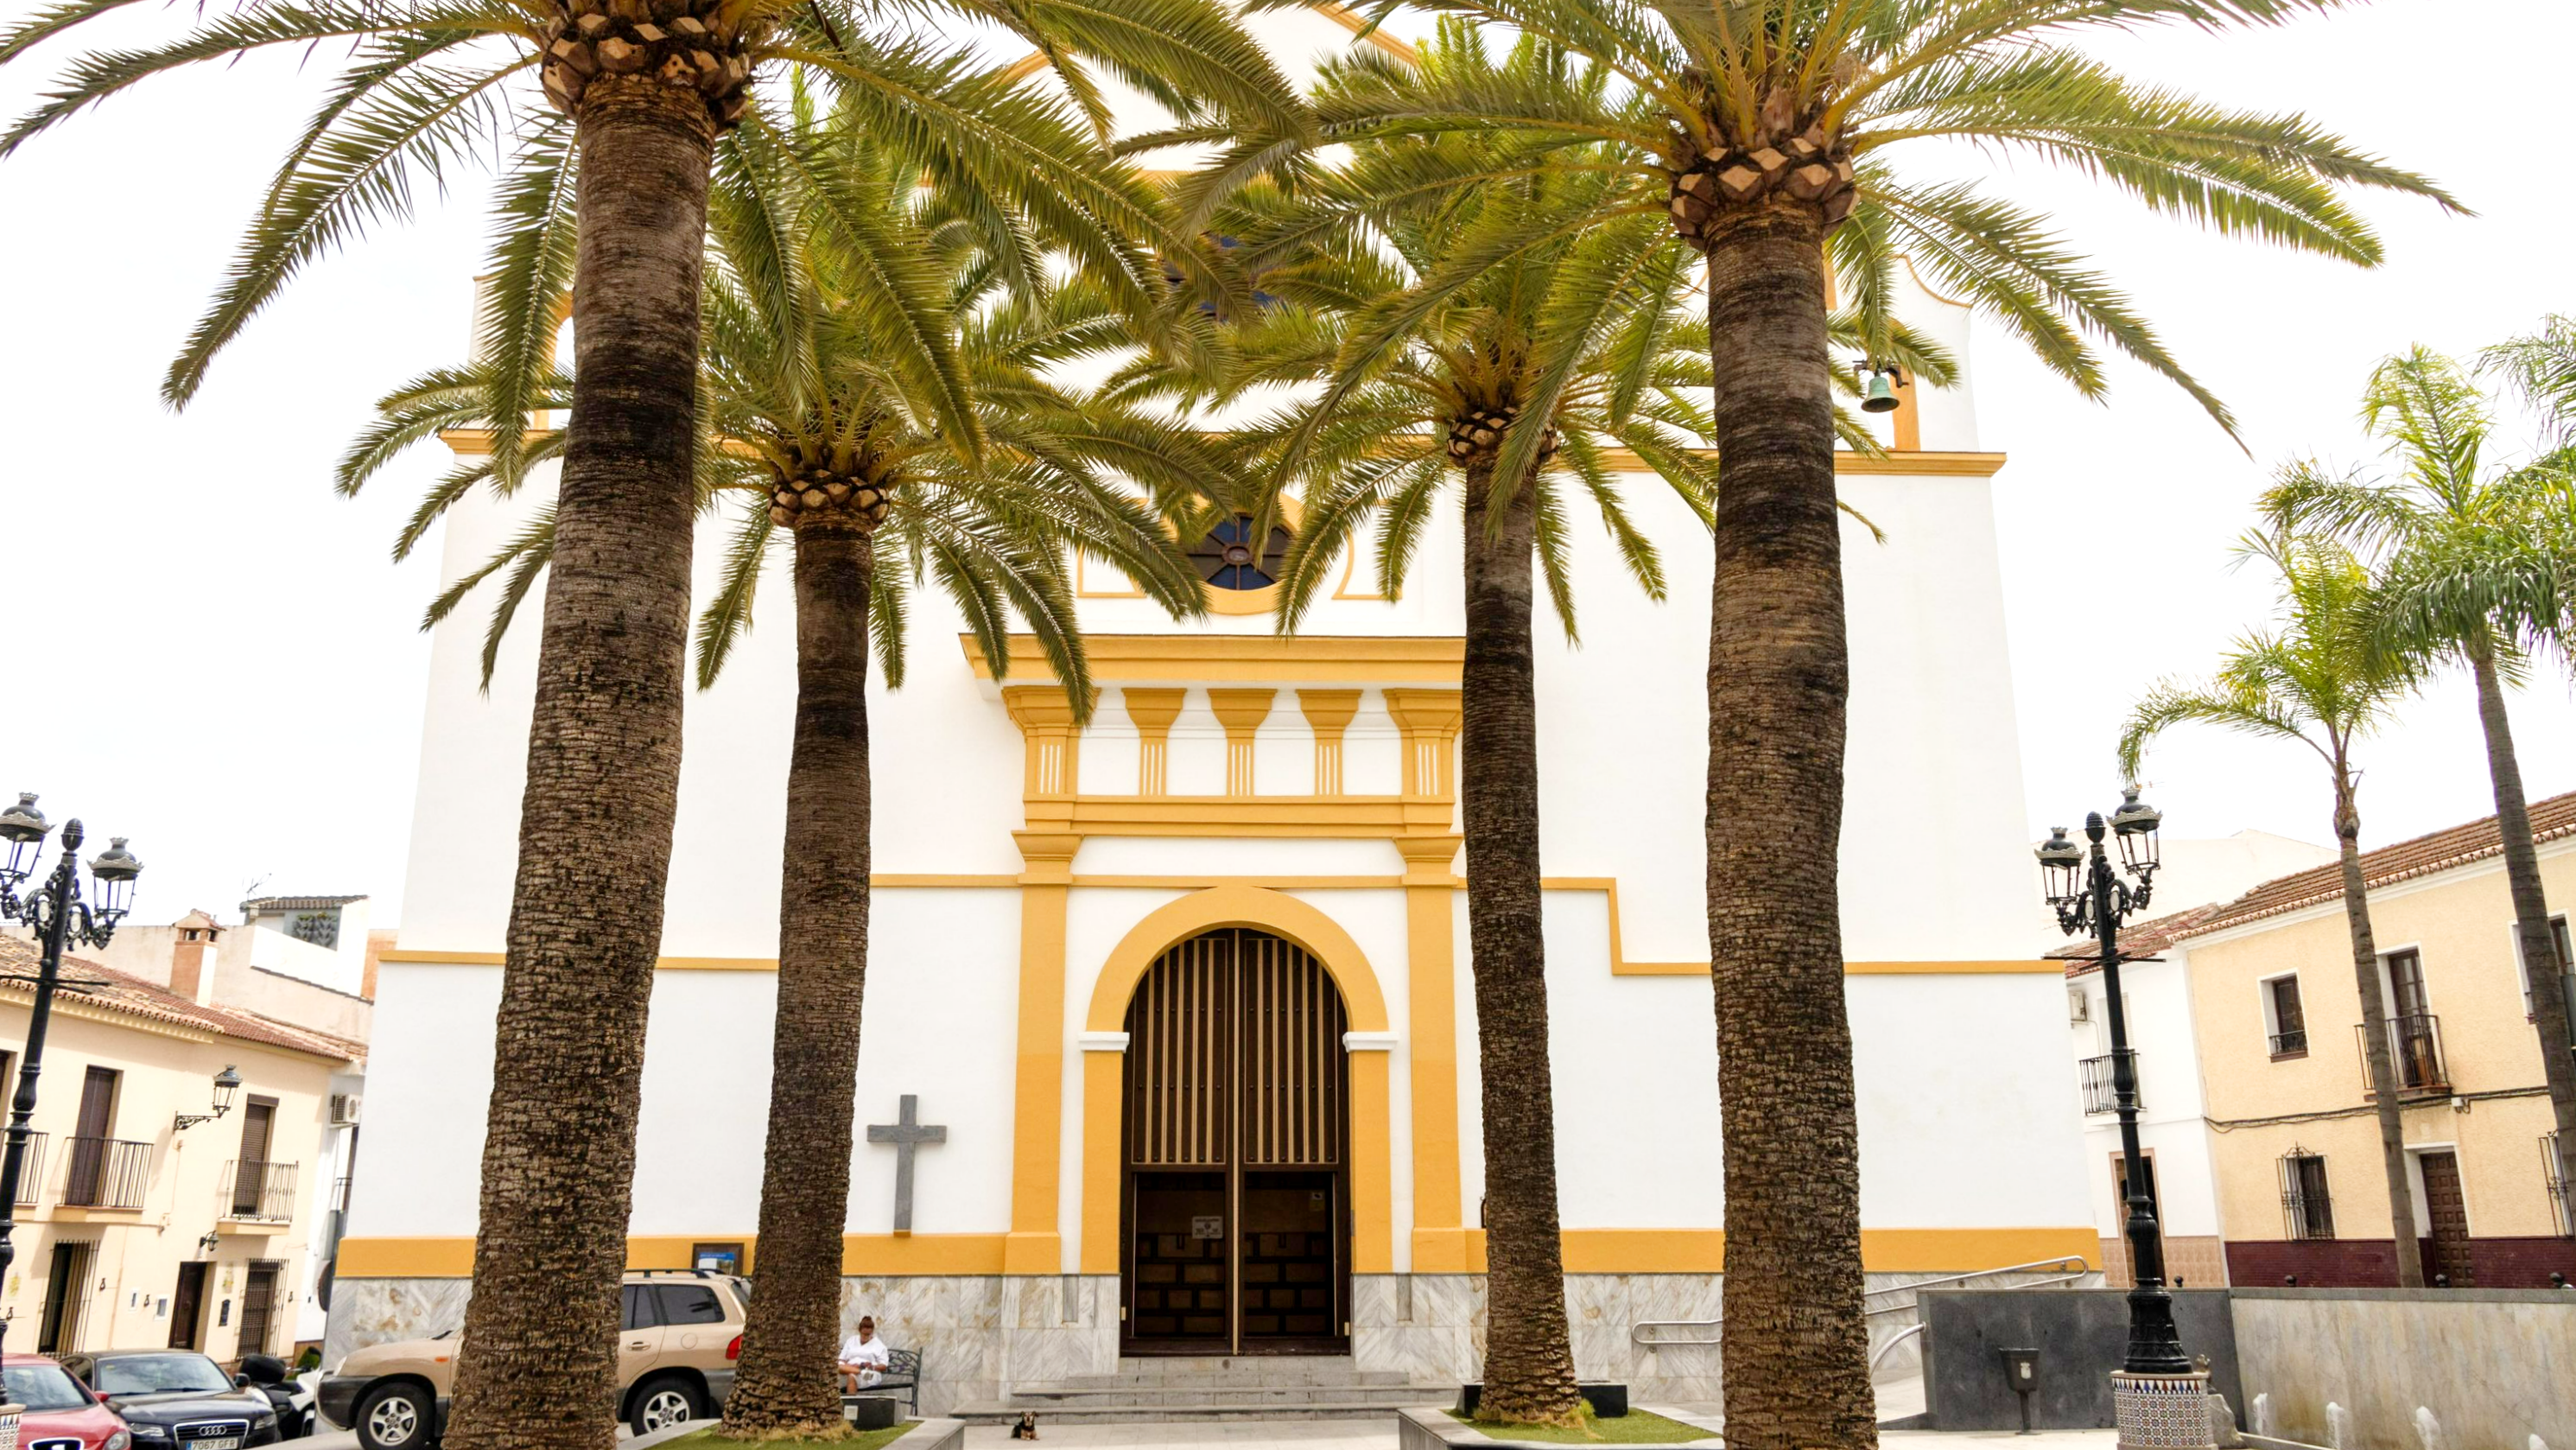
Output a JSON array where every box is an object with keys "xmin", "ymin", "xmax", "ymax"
[{"xmin": 1120, "ymin": 927, "xmax": 1350, "ymax": 1355}]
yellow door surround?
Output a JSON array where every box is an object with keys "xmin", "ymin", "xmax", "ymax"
[{"xmin": 1073, "ymin": 887, "xmax": 1396, "ymax": 1276}]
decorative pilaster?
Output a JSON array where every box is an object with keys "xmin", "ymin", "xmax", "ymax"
[
  {"xmin": 1003, "ymin": 814, "xmax": 1079, "ymax": 1275},
  {"xmin": 1003, "ymin": 685, "xmax": 1091, "ymax": 830},
  {"xmin": 1383, "ymin": 689, "xmax": 1462, "ymax": 833},
  {"xmin": 1298, "ymin": 689, "xmax": 1361, "ymax": 797},
  {"xmin": 1206, "ymin": 689, "xmax": 1277, "ymax": 798},
  {"xmin": 1122, "ymin": 688, "xmax": 1186, "ymax": 798},
  {"xmin": 1397, "ymin": 832, "xmax": 1467, "ymax": 1271},
  {"xmin": 1342, "ymin": 1031, "xmax": 1399, "ymax": 1276},
  {"xmin": 1075, "ymin": 1032, "xmax": 1130, "ymax": 1275}
]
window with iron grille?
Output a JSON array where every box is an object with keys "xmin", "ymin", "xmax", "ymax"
[{"xmin": 2280, "ymin": 1148, "xmax": 2334, "ymax": 1240}]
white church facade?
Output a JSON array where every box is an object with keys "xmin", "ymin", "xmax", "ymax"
[{"xmin": 327, "ymin": 6, "xmax": 2096, "ymax": 1412}]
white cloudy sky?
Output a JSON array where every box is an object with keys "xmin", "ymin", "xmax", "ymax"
[{"xmin": 3, "ymin": 0, "xmax": 2573, "ymax": 924}]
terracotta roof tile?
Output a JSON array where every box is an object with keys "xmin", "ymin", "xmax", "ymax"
[
  {"xmin": 2052, "ymin": 902, "xmax": 2227, "ymax": 971},
  {"xmin": 2173, "ymin": 788, "xmax": 2576, "ymax": 940},
  {"xmin": 0, "ymin": 935, "xmax": 365, "ymax": 1063}
]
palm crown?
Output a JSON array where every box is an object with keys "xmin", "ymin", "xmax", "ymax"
[
  {"xmin": 343, "ymin": 101, "xmax": 1221, "ymax": 705},
  {"xmin": 1160, "ymin": 22, "xmax": 1956, "ymax": 633},
  {"xmin": 1, "ymin": 0, "xmax": 1305, "ymax": 419},
  {"xmin": 1215, "ymin": 0, "xmax": 2462, "ymax": 460},
  {"xmin": 2118, "ymin": 531, "xmax": 2420, "ymax": 796},
  {"xmin": 2259, "ymin": 347, "xmax": 2576, "ymax": 676}
]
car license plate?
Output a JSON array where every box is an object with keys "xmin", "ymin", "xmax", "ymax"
[{"xmin": 187, "ymin": 1439, "xmax": 242, "ymax": 1450}]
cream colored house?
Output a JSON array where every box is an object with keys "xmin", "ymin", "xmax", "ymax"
[
  {"xmin": 0, "ymin": 931, "xmax": 365, "ymax": 1362},
  {"xmin": 2156, "ymin": 793, "xmax": 2576, "ymax": 1288}
]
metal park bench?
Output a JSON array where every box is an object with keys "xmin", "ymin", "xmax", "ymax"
[{"xmin": 841, "ymin": 1345, "xmax": 923, "ymax": 1421}]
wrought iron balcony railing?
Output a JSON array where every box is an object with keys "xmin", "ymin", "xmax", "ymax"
[
  {"xmin": 62, "ymin": 1136, "xmax": 151, "ymax": 1210},
  {"xmin": 7, "ymin": 1130, "xmax": 46, "ymax": 1207},
  {"xmin": 221, "ymin": 1159, "xmax": 299, "ymax": 1222},
  {"xmin": 2268, "ymin": 1028, "xmax": 2308, "ymax": 1058},
  {"xmin": 2356, "ymin": 1013, "xmax": 2448, "ymax": 1096},
  {"xmin": 2078, "ymin": 1051, "xmax": 2140, "ymax": 1116}
]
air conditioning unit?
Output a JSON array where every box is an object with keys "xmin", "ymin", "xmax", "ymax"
[
  {"xmin": 2067, "ymin": 988, "xmax": 2091, "ymax": 1025},
  {"xmin": 329, "ymin": 1093, "xmax": 363, "ymax": 1126}
]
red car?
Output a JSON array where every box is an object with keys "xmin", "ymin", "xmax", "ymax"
[{"xmin": 2, "ymin": 1352, "xmax": 132, "ymax": 1450}]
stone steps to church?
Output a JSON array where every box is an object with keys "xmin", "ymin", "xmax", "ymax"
[
  {"xmin": 948, "ymin": 1397, "xmax": 1431, "ymax": 1425},
  {"xmin": 1054, "ymin": 1363, "xmax": 1410, "ymax": 1389},
  {"xmin": 999, "ymin": 1383, "xmax": 1433, "ymax": 1409}
]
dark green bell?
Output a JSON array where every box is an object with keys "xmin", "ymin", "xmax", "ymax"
[{"xmin": 1860, "ymin": 369, "xmax": 1900, "ymax": 414}]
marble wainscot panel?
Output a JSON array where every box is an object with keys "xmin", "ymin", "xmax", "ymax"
[
  {"xmin": 1349, "ymin": 1270, "xmax": 2045, "ymax": 1402},
  {"xmin": 326, "ymin": 1275, "xmax": 1121, "ymax": 1420},
  {"xmin": 322, "ymin": 1278, "xmax": 473, "ymax": 1368}
]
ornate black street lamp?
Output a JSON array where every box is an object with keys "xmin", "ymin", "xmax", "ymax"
[
  {"xmin": 2039, "ymin": 789, "xmax": 2210, "ymax": 1440},
  {"xmin": 0, "ymin": 792, "xmax": 142, "ymax": 1361}
]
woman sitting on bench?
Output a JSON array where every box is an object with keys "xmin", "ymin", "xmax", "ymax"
[{"xmin": 839, "ymin": 1316, "xmax": 890, "ymax": 1393}]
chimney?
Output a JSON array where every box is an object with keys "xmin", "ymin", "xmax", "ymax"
[{"xmin": 170, "ymin": 910, "xmax": 221, "ymax": 1006}]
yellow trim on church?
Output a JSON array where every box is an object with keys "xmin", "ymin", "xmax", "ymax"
[{"xmin": 334, "ymin": 1226, "xmax": 2096, "ymax": 1278}]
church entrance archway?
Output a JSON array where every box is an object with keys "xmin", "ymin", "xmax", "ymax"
[{"xmin": 1120, "ymin": 927, "xmax": 1351, "ymax": 1356}]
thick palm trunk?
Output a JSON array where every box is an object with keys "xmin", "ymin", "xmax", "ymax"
[
  {"xmin": 2465, "ymin": 642, "xmax": 2576, "ymax": 1195},
  {"xmin": 1700, "ymin": 206, "xmax": 1873, "ymax": 1449},
  {"xmin": 1458, "ymin": 461, "xmax": 1581, "ymax": 1428},
  {"xmin": 726, "ymin": 523, "xmax": 877, "ymax": 1433},
  {"xmin": 2332, "ymin": 768, "xmax": 2424, "ymax": 1288},
  {"xmin": 443, "ymin": 78, "xmax": 714, "ymax": 1450}
]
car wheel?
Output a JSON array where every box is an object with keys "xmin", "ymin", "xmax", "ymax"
[
  {"xmin": 629, "ymin": 1375, "xmax": 706, "ymax": 1438},
  {"xmin": 356, "ymin": 1381, "xmax": 435, "ymax": 1450}
]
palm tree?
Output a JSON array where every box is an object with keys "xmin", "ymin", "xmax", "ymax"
[
  {"xmin": 2119, "ymin": 533, "xmax": 2427, "ymax": 1288},
  {"xmin": 2258, "ymin": 346, "xmax": 2576, "ymax": 1225},
  {"xmin": 292, "ymin": 40, "xmax": 1247, "ymax": 1432},
  {"xmin": 1211, "ymin": 4, "xmax": 2463, "ymax": 1435},
  {"xmin": 1154, "ymin": 25, "xmax": 1945, "ymax": 1423}
]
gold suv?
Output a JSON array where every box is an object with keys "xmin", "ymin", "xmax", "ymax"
[{"xmin": 318, "ymin": 1270, "xmax": 750, "ymax": 1448}]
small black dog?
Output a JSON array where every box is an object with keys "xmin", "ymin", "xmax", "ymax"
[{"xmin": 1010, "ymin": 1411, "xmax": 1041, "ymax": 1440}]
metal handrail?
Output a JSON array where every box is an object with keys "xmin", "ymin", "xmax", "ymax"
[
  {"xmin": 1630, "ymin": 1256, "xmax": 2094, "ymax": 1345},
  {"xmin": 1869, "ymin": 1322, "xmax": 1926, "ymax": 1372}
]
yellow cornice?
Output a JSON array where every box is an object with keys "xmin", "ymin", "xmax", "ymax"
[{"xmin": 963, "ymin": 633, "xmax": 1464, "ymax": 685}]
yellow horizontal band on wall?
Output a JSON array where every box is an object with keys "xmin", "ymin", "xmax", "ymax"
[
  {"xmin": 379, "ymin": 948, "xmax": 2059, "ymax": 977},
  {"xmin": 1459, "ymin": 1227, "xmax": 2097, "ymax": 1275},
  {"xmin": 338, "ymin": 1233, "xmax": 1012, "ymax": 1278},
  {"xmin": 340, "ymin": 1227, "xmax": 2091, "ymax": 1279}
]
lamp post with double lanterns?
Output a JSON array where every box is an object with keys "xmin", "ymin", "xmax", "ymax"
[
  {"xmin": 0, "ymin": 792, "xmax": 143, "ymax": 1364},
  {"xmin": 2039, "ymin": 789, "xmax": 2215, "ymax": 1446}
]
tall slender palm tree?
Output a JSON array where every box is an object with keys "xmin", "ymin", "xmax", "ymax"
[
  {"xmin": 1145, "ymin": 24, "xmax": 1945, "ymax": 1422},
  {"xmin": 2119, "ymin": 532, "xmax": 2427, "ymax": 1287},
  {"xmin": 2259, "ymin": 346, "xmax": 2576, "ymax": 1220},
  {"xmin": 1204, "ymin": 4, "xmax": 2462, "ymax": 1436},
  {"xmin": 295, "ymin": 45, "xmax": 1241, "ymax": 1432}
]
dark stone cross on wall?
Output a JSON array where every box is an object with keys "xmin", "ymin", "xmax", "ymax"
[{"xmin": 866, "ymin": 1094, "xmax": 947, "ymax": 1232}]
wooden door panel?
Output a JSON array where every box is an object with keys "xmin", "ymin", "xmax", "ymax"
[
  {"xmin": 1121, "ymin": 931, "xmax": 1350, "ymax": 1355},
  {"xmin": 2419, "ymin": 1151, "xmax": 2474, "ymax": 1287}
]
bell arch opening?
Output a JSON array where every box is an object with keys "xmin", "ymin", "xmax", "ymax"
[{"xmin": 1119, "ymin": 927, "xmax": 1352, "ymax": 1356}]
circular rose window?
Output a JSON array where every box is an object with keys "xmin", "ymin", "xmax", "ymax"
[{"xmin": 1188, "ymin": 513, "xmax": 1291, "ymax": 592}]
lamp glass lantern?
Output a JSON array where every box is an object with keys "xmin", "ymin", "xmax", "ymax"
[
  {"xmin": 209, "ymin": 1065, "xmax": 242, "ymax": 1118},
  {"xmin": 2110, "ymin": 787, "xmax": 2162, "ymax": 875},
  {"xmin": 2035, "ymin": 827, "xmax": 2084, "ymax": 905},
  {"xmin": 0, "ymin": 792, "xmax": 48, "ymax": 884},
  {"xmin": 87, "ymin": 836, "xmax": 143, "ymax": 921}
]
